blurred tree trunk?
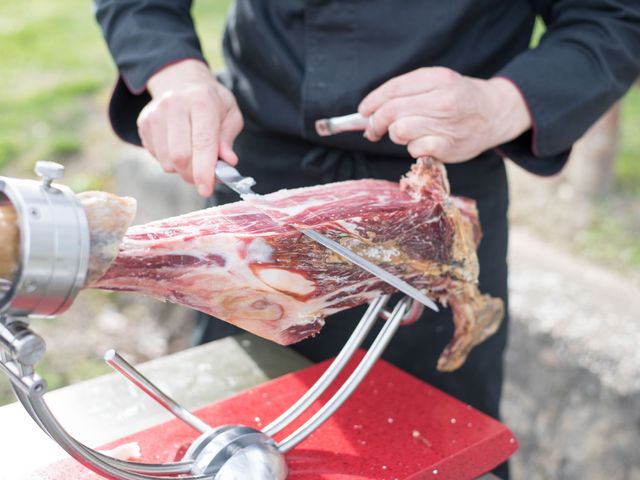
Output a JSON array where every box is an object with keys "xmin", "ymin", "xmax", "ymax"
[{"xmin": 564, "ymin": 103, "xmax": 621, "ymax": 197}]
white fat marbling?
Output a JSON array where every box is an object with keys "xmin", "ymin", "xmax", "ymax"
[
  {"xmin": 246, "ymin": 238, "xmax": 274, "ymax": 263},
  {"xmin": 256, "ymin": 268, "xmax": 316, "ymax": 296}
]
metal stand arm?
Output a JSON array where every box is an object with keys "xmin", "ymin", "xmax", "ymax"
[
  {"xmin": 277, "ymin": 298, "xmax": 409, "ymax": 452},
  {"xmin": 264, "ymin": 294, "xmax": 390, "ymax": 437},
  {"xmin": 12, "ymin": 386, "xmax": 207, "ymax": 480},
  {"xmin": 104, "ymin": 350, "xmax": 212, "ymax": 434}
]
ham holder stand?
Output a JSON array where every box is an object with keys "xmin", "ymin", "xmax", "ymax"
[{"xmin": 0, "ymin": 162, "xmax": 428, "ymax": 480}]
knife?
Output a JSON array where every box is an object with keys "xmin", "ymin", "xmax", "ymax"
[{"xmin": 215, "ymin": 161, "xmax": 439, "ymax": 313}]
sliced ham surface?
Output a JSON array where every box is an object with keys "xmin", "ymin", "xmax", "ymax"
[{"xmin": 93, "ymin": 159, "xmax": 503, "ymax": 371}]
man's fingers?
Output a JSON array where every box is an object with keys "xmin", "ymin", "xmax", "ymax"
[
  {"xmin": 359, "ymin": 67, "xmax": 458, "ymax": 116},
  {"xmin": 407, "ymin": 135, "xmax": 450, "ymax": 160},
  {"xmin": 138, "ymin": 102, "xmax": 179, "ymax": 174},
  {"xmin": 364, "ymin": 94, "xmax": 434, "ymax": 141},
  {"xmin": 150, "ymin": 114, "xmax": 181, "ymax": 176},
  {"xmin": 360, "ymin": 77, "xmax": 427, "ymax": 117},
  {"xmin": 219, "ymin": 143, "xmax": 238, "ymax": 166},
  {"xmin": 137, "ymin": 106, "xmax": 160, "ymax": 162},
  {"xmin": 165, "ymin": 97, "xmax": 193, "ymax": 175},
  {"xmin": 219, "ymin": 107, "xmax": 243, "ymax": 166},
  {"xmin": 191, "ymin": 101, "xmax": 220, "ymax": 197},
  {"xmin": 388, "ymin": 116, "xmax": 431, "ymax": 145},
  {"xmin": 139, "ymin": 127, "xmax": 157, "ymax": 162},
  {"xmin": 137, "ymin": 74, "xmax": 244, "ymax": 197}
]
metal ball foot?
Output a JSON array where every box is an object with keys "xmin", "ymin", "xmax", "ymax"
[{"xmin": 186, "ymin": 425, "xmax": 287, "ymax": 479}]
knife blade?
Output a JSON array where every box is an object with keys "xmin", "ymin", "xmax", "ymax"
[{"xmin": 215, "ymin": 161, "xmax": 439, "ymax": 313}]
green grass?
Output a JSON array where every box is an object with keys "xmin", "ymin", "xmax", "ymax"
[
  {"xmin": 193, "ymin": 1, "xmax": 234, "ymax": 64},
  {"xmin": 0, "ymin": 1, "xmax": 111, "ymax": 172},
  {"xmin": 531, "ymin": 16, "xmax": 546, "ymax": 47},
  {"xmin": 576, "ymin": 207, "xmax": 640, "ymax": 269},
  {"xmin": 617, "ymin": 87, "xmax": 640, "ymax": 195},
  {"xmin": 0, "ymin": 79, "xmax": 102, "ymax": 170},
  {"xmin": 0, "ymin": 357, "xmax": 113, "ymax": 406},
  {"xmin": 37, "ymin": 357, "xmax": 113, "ymax": 390},
  {"xmin": 0, "ymin": 0, "xmax": 232, "ymax": 174}
]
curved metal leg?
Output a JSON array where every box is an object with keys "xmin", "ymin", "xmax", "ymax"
[
  {"xmin": 12, "ymin": 386, "xmax": 208, "ymax": 480},
  {"xmin": 104, "ymin": 350, "xmax": 212, "ymax": 434},
  {"xmin": 277, "ymin": 297, "xmax": 409, "ymax": 452},
  {"xmin": 10, "ymin": 382, "xmax": 193, "ymax": 476},
  {"xmin": 264, "ymin": 294, "xmax": 390, "ymax": 436}
]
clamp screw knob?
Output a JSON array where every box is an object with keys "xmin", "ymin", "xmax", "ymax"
[
  {"xmin": 35, "ymin": 161, "xmax": 65, "ymax": 188},
  {"xmin": 0, "ymin": 322, "xmax": 46, "ymax": 366}
]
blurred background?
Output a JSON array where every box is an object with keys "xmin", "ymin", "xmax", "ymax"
[
  {"xmin": 0, "ymin": 0, "xmax": 233, "ymax": 400},
  {"xmin": 0, "ymin": 2, "xmax": 638, "ymax": 479}
]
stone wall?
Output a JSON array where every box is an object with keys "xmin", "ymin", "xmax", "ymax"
[
  {"xmin": 503, "ymin": 229, "xmax": 640, "ymax": 480},
  {"xmin": 564, "ymin": 104, "xmax": 620, "ymax": 197}
]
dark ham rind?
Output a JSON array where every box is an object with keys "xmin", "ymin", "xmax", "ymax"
[
  {"xmin": 93, "ymin": 158, "xmax": 503, "ymax": 371},
  {"xmin": 78, "ymin": 191, "xmax": 137, "ymax": 285}
]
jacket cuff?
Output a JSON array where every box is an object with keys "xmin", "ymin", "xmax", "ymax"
[
  {"xmin": 108, "ymin": 77, "xmax": 149, "ymax": 146},
  {"xmin": 495, "ymin": 133, "xmax": 570, "ymax": 177},
  {"xmin": 491, "ymin": 74, "xmax": 569, "ymax": 176}
]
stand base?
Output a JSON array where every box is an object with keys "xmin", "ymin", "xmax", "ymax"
[{"xmin": 41, "ymin": 351, "xmax": 517, "ymax": 479}]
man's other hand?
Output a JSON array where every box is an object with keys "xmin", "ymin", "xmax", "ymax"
[
  {"xmin": 358, "ymin": 67, "xmax": 532, "ymax": 162},
  {"xmin": 138, "ymin": 59, "xmax": 243, "ymax": 197}
]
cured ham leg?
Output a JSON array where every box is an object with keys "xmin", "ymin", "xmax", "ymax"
[{"xmin": 94, "ymin": 159, "xmax": 503, "ymax": 371}]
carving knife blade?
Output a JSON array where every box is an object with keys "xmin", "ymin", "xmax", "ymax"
[{"xmin": 215, "ymin": 161, "xmax": 439, "ymax": 313}]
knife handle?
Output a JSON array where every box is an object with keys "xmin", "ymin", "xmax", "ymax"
[{"xmin": 315, "ymin": 113, "xmax": 370, "ymax": 136}]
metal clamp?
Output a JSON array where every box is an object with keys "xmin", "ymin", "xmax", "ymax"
[
  {"xmin": 0, "ymin": 161, "xmax": 90, "ymax": 317},
  {"xmin": 0, "ymin": 320, "xmax": 46, "ymax": 366},
  {"xmin": 35, "ymin": 161, "xmax": 65, "ymax": 189}
]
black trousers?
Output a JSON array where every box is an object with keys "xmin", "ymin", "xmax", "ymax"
[{"xmin": 194, "ymin": 126, "xmax": 510, "ymax": 478}]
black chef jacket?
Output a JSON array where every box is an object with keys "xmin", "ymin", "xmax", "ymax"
[
  {"xmin": 94, "ymin": 2, "xmax": 640, "ymax": 477},
  {"xmin": 96, "ymin": 0, "xmax": 640, "ymax": 175}
]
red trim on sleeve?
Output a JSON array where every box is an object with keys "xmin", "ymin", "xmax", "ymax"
[{"xmin": 494, "ymin": 146, "xmax": 509, "ymax": 159}]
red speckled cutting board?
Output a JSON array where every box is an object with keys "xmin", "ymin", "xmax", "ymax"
[{"xmin": 41, "ymin": 351, "xmax": 517, "ymax": 479}]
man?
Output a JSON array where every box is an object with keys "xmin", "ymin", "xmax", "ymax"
[{"xmin": 94, "ymin": 1, "xmax": 640, "ymax": 477}]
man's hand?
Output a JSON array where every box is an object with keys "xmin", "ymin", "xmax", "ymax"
[
  {"xmin": 138, "ymin": 59, "xmax": 243, "ymax": 197},
  {"xmin": 358, "ymin": 67, "xmax": 532, "ymax": 162}
]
